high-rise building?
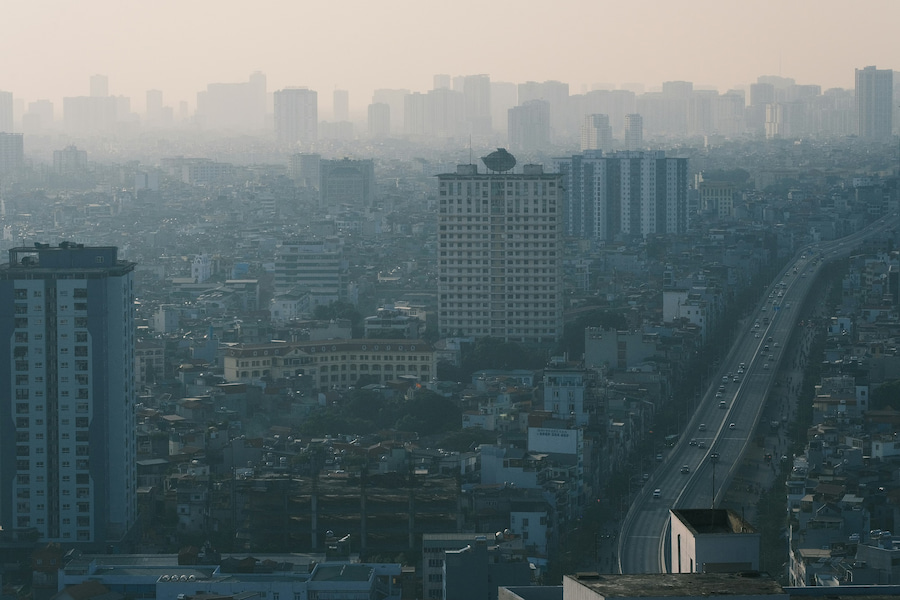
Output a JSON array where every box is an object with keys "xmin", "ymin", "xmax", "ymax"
[
  {"xmin": 581, "ymin": 114, "xmax": 612, "ymax": 151},
  {"xmin": 320, "ymin": 158, "xmax": 375, "ymax": 208},
  {"xmin": 289, "ymin": 153, "xmax": 321, "ymax": 189},
  {"xmin": 556, "ymin": 150, "xmax": 689, "ymax": 242},
  {"xmin": 0, "ymin": 91, "xmax": 13, "ymax": 132},
  {"xmin": 274, "ymin": 88, "xmax": 318, "ymax": 145},
  {"xmin": 624, "ymin": 114, "xmax": 643, "ymax": 150},
  {"xmin": 426, "ymin": 88, "xmax": 465, "ymax": 138},
  {"xmin": 404, "ymin": 92, "xmax": 427, "ymax": 136},
  {"xmin": 367, "ymin": 102, "xmax": 391, "ymax": 137},
  {"xmin": 855, "ymin": 65, "xmax": 893, "ymax": 140},
  {"xmin": 749, "ymin": 82, "xmax": 775, "ymax": 107},
  {"xmin": 437, "ymin": 151, "xmax": 563, "ymax": 343},
  {"xmin": 462, "ymin": 74, "xmax": 492, "ymax": 135},
  {"xmin": 518, "ymin": 80, "xmax": 570, "ymax": 139},
  {"xmin": 372, "ymin": 89, "xmax": 408, "ymax": 133},
  {"xmin": 333, "ymin": 89, "xmax": 349, "ymax": 122},
  {"xmin": 0, "ymin": 244, "xmax": 137, "ymax": 545},
  {"xmin": 433, "ymin": 74, "xmax": 451, "ymax": 90},
  {"xmin": 62, "ymin": 96, "xmax": 118, "ymax": 133},
  {"xmin": 490, "ymin": 82, "xmax": 517, "ymax": 135},
  {"xmin": 53, "ymin": 146, "xmax": 88, "ymax": 176},
  {"xmin": 274, "ymin": 238, "xmax": 348, "ymax": 303},
  {"xmin": 0, "ymin": 132, "xmax": 24, "ymax": 175},
  {"xmin": 197, "ymin": 72, "xmax": 267, "ymax": 131},
  {"xmin": 24, "ymin": 100, "xmax": 53, "ymax": 133},
  {"xmin": 508, "ymin": 100, "xmax": 550, "ymax": 152}
]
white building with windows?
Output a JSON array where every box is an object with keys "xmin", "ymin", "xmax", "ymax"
[
  {"xmin": 437, "ymin": 151, "xmax": 563, "ymax": 343},
  {"xmin": 0, "ymin": 244, "xmax": 137, "ymax": 545}
]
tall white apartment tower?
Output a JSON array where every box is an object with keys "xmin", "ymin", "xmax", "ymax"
[
  {"xmin": 0, "ymin": 244, "xmax": 137, "ymax": 546},
  {"xmin": 437, "ymin": 149, "xmax": 563, "ymax": 344}
]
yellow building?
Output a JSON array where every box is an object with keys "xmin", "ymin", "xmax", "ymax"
[{"xmin": 223, "ymin": 339, "xmax": 435, "ymax": 390}]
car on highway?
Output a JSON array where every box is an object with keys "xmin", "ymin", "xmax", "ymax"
[
  {"xmin": 689, "ymin": 438, "xmax": 697, "ymax": 446},
  {"xmin": 698, "ymin": 424, "xmax": 707, "ymax": 431},
  {"xmin": 718, "ymin": 400, "xmax": 727, "ymax": 409},
  {"xmin": 710, "ymin": 452, "xmax": 720, "ymax": 463},
  {"xmin": 656, "ymin": 453, "xmax": 663, "ymax": 462},
  {"xmin": 653, "ymin": 488, "xmax": 661, "ymax": 498},
  {"xmin": 680, "ymin": 465, "xmax": 690, "ymax": 474},
  {"xmin": 715, "ymin": 392, "xmax": 723, "ymax": 398},
  {"xmin": 729, "ymin": 423, "xmax": 736, "ymax": 430},
  {"xmin": 698, "ymin": 441, "xmax": 707, "ymax": 449}
]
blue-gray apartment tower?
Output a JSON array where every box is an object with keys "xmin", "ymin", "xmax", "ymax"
[
  {"xmin": 557, "ymin": 150, "xmax": 689, "ymax": 242},
  {"xmin": 0, "ymin": 244, "xmax": 136, "ymax": 545}
]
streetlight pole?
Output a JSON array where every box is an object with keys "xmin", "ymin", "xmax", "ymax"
[{"xmin": 710, "ymin": 457, "xmax": 716, "ymax": 509}]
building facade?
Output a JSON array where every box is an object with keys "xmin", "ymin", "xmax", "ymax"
[
  {"xmin": 437, "ymin": 155, "xmax": 563, "ymax": 343},
  {"xmin": 855, "ymin": 65, "xmax": 893, "ymax": 140},
  {"xmin": 0, "ymin": 132, "xmax": 24, "ymax": 175},
  {"xmin": 319, "ymin": 158, "xmax": 375, "ymax": 208},
  {"xmin": 273, "ymin": 238, "xmax": 347, "ymax": 300},
  {"xmin": 0, "ymin": 244, "xmax": 137, "ymax": 545},
  {"xmin": 556, "ymin": 150, "xmax": 689, "ymax": 242},
  {"xmin": 222, "ymin": 339, "xmax": 436, "ymax": 390},
  {"xmin": 274, "ymin": 87, "xmax": 318, "ymax": 145}
]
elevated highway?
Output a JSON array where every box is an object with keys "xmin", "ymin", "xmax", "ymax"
[{"xmin": 618, "ymin": 214, "xmax": 899, "ymax": 574}]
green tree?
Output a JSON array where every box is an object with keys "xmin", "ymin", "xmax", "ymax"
[
  {"xmin": 870, "ymin": 380, "xmax": 900, "ymax": 411},
  {"xmin": 557, "ymin": 309, "xmax": 627, "ymax": 359},
  {"xmin": 313, "ymin": 301, "xmax": 364, "ymax": 337}
]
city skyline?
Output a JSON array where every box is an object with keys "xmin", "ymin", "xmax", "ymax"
[{"xmin": 2, "ymin": 0, "xmax": 899, "ymax": 112}]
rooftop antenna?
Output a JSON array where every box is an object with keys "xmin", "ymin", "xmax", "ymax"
[{"xmin": 469, "ymin": 136, "xmax": 473, "ymax": 165}]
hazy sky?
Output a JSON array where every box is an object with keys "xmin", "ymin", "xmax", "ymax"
[{"xmin": 3, "ymin": 0, "xmax": 899, "ymax": 112}]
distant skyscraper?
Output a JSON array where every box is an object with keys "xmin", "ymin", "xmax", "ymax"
[
  {"xmin": 426, "ymin": 88, "xmax": 465, "ymax": 138},
  {"xmin": 372, "ymin": 89, "xmax": 408, "ymax": 132},
  {"xmin": 855, "ymin": 66, "xmax": 893, "ymax": 140},
  {"xmin": 749, "ymin": 82, "xmax": 775, "ymax": 107},
  {"xmin": 333, "ymin": 89, "xmax": 349, "ymax": 122},
  {"xmin": 274, "ymin": 88, "xmax": 318, "ymax": 145},
  {"xmin": 581, "ymin": 114, "xmax": 612, "ymax": 151},
  {"xmin": 624, "ymin": 114, "xmax": 643, "ymax": 150},
  {"xmin": 89, "ymin": 74, "xmax": 108, "ymax": 98},
  {"xmin": 462, "ymin": 74, "xmax": 492, "ymax": 135},
  {"xmin": 367, "ymin": 102, "xmax": 390, "ymax": 137},
  {"xmin": 62, "ymin": 96, "xmax": 117, "ymax": 133},
  {"xmin": 437, "ymin": 153, "xmax": 563, "ymax": 343},
  {"xmin": 197, "ymin": 72, "xmax": 267, "ymax": 131},
  {"xmin": 490, "ymin": 82, "xmax": 517, "ymax": 134},
  {"xmin": 0, "ymin": 133, "xmax": 24, "ymax": 174},
  {"xmin": 508, "ymin": 100, "xmax": 550, "ymax": 152},
  {"xmin": 404, "ymin": 93, "xmax": 427, "ymax": 136},
  {"xmin": 0, "ymin": 244, "xmax": 137, "ymax": 545},
  {"xmin": 433, "ymin": 74, "xmax": 451, "ymax": 90},
  {"xmin": 517, "ymin": 80, "xmax": 570, "ymax": 139},
  {"xmin": 584, "ymin": 90, "xmax": 636, "ymax": 137},
  {"xmin": 0, "ymin": 91, "xmax": 12, "ymax": 132},
  {"xmin": 556, "ymin": 150, "xmax": 689, "ymax": 242},
  {"xmin": 53, "ymin": 145, "xmax": 88, "ymax": 175},
  {"xmin": 23, "ymin": 99, "xmax": 53, "ymax": 133}
]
